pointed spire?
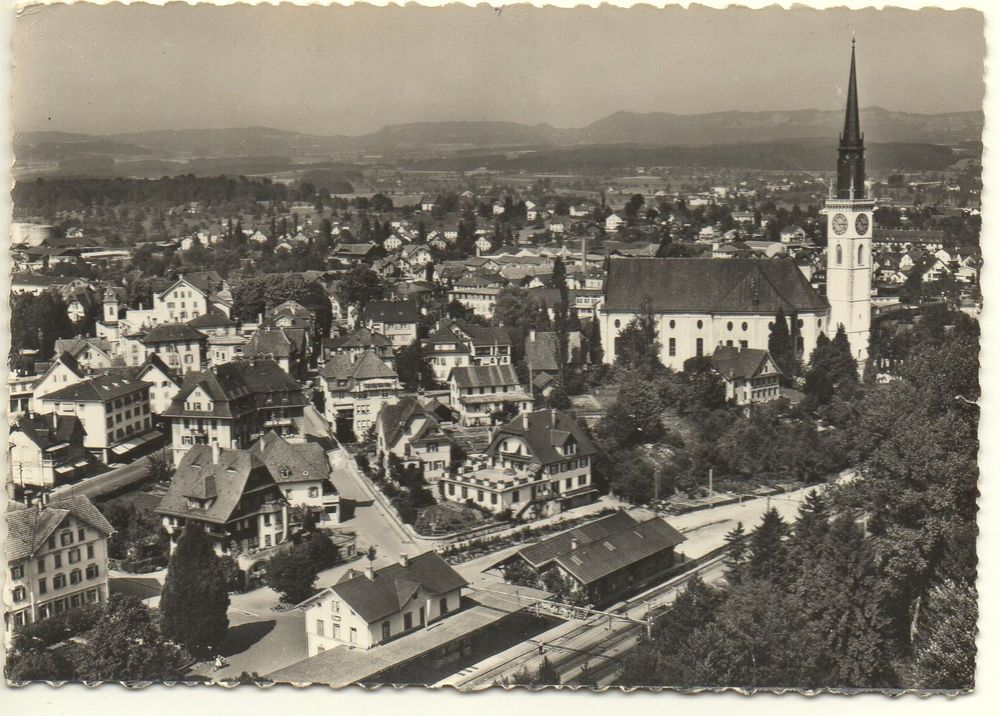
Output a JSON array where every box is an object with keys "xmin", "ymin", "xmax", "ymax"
[
  {"xmin": 841, "ymin": 39, "xmax": 862, "ymax": 147},
  {"xmin": 836, "ymin": 39, "xmax": 866, "ymax": 200}
]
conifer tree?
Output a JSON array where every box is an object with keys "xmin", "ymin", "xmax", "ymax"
[
  {"xmin": 723, "ymin": 521, "xmax": 749, "ymax": 580},
  {"xmin": 767, "ymin": 307, "xmax": 795, "ymax": 376},
  {"xmin": 747, "ymin": 507, "xmax": 790, "ymax": 583},
  {"xmin": 794, "ymin": 514, "xmax": 893, "ymax": 686},
  {"xmin": 160, "ymin": 522, "xmax": 231, "ymax": 657},
  {"xmin": 788, "ymin": 490, "xmax": 830, "ymax": 564},
  {"xmin": 829, "ymin": 324, "xmax": 860, "ymax": 383}
]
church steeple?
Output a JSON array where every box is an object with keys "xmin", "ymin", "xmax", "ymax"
[{"xmin": 836, "ymin": 39, "xmax": 866, "ymax": 200}]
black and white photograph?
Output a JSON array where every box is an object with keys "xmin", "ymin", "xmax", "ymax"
[{"xmin": 1, "ymin": 1, "xmax": 986, "ymax": 696}]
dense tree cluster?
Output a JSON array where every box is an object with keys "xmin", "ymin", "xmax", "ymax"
[
  {"xmin": 618, "ymin": 330, "xmax": 978, "ymax": 690},
  {"xmin": 381, "ymin": 455, "xmax": 435, "ymax": 524},
  {"xmin": 230, "ymin": 273, "xmax": 333, "ymax": 340},
  {"xmin": 5, "ymin": 594, "xmax": 188, "ymax": 683},
  {"xmin": 13, "ymin": 175, "xmax": 293, "ymax": 217},
  {"xmin": 9, "ymin": 291, "xmax": 75, "ymax": 365}
]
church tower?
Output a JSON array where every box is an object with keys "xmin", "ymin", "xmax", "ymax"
[{"xmin": 825, "ymin": 39, "xmax": 874, "ymax": 365}]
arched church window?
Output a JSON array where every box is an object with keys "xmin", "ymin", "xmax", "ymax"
[
  {"xmin": 697, "ymin": 320, "xmax": 703, "ymax": 329},
  {"xmin": 727, "ymin": 322, "xmax": 733, "ymax": 331},
  {"xmin": 835, "ymin": 244, "xmax": 843, "ymax": 265},
  {"xmin": 614, "ymin": 320, "xmax": 620, "ymax": 328},
  {"xmin": 742, "ymin": 322, "xmax": 748, "ymax": 331},
  {"xmin": 858, "ymin": 244, "xmax": 865, "ymax": 265},
  {"xmin": 669, "ymin": 320, "xmax": 675, "ymax": 329}
]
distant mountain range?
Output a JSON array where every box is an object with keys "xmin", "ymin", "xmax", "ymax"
[{"xmin": 16, "ymin": 107, "xmax": 982, "ymax": 157}]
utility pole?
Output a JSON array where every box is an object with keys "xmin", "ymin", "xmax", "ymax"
[{"xmin": 708, "ymin": 468, "xmax": 713, "ymax": 498}]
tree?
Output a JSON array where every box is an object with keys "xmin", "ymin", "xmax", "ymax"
[
  {"xmin": 747, "ymin": 508, "xmax": 790, "ymax": 583},
  {"xmin": 9, "ymin": 291, "xmax": 75, "ymax": 363},
  {"xmin": 76, "ymin": 594, "xmax": 186, "ymax": 682},
  {"xmin": 834, "ymin": 332, "xmax": 978, "ymax": 650},
  {"xmin": 490, "ymin": 401, "xmax": 521, "ymax": 426},
  {"xmin": 679, "ymin": 357, "xmax": 726, "ymax": 413},
  {"xmin": 900, "ymin": 269, "xmax": 923, "ymax": 304},
  {"xmin": 787, "ymin": 490, "xmax": 830, "ymax": 564},
  {"xmin": 598, "ymin": 371, "xmax": 664, "ymax": 448},
  {"xmin": 5, "ymin": 648, "xmax": 76, "ymax": 682},
  {"xmin": 395, "ymin": 339, "xmax": 435, "ymax": 391},
  {"xmin": 583, "ymin": 318, "xmax": 603, "ymax": 364},
  {"xmin": 266, "ymin": 546, "xmax": 319, "ymax": 604},
  {"xmin": 300, "ymin": 531, "xmax": 340, "ymax": 570},
  {"xmin": 159, "ymin": 522, "xmax": 231, "ymax": 657},
  {"xmin": 723, "ymin": 522, "xmax": 748, "ymax": 580},
  {"xmin": 792, "ymin": 514, "xmax": 895, "ymax": 687},
  {"xmin": 654, "ymin": 224, "xmax": 673, "ymax": 258},
  {"xmin": 336, "ymin": 265, "xmax": 384, "ymax": 308},
  {"xmin": 767, "ymin": 307, "xmax": 796, "ymax": 376},
  {"xmin": 908, "ymin": 581, "xmax": 977, "ymax": 690},
  {"xmin": 613, "ymin": 298, "xmax": 661, "ymax": 372}
]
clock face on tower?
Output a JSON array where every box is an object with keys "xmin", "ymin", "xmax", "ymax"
[
  {"xmin": 832, "ymin": 213, "xmax": 848, "ymax": 235},
  {"xmin": 855, "ymin": 213, "xmax": 870, "ymax": 235}
]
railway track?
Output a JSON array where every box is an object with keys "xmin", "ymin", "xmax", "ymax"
[{"xmin": 446, "ymin": 555, "xmax": 729, "ymax": 689}]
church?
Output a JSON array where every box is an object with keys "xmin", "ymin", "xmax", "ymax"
[{"xmin": 599, "ymin": 42, "xmax": 873, "ymax": 371}]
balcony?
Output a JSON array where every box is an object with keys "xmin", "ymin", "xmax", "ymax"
[{"xmin": 264, "ymin": 417, "xmax": 294, "ymax": 428}]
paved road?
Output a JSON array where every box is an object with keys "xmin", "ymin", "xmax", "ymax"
[{"xmin": 330, "ymin": 447, "xmax": 425, "ymax": 560}]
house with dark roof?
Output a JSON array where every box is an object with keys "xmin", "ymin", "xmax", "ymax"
[
  {"xmin": 319, "ymin": 351, "xmax": 402, "ymax": 435},
  {"xmin": 323, "ymin": 327, "xmax": 394, "ymax": 366},
  {"xmin": 140, "ymin": 323, "xmax": 208, "ymax": 376},
  {"xmin": 363, "ymin": 300, "xmax": 420, "ymax": 349},
  {"xmin": 253, "ymin": 431, "xmax": 340, "ymax": 525},
  {"xmin": 422, "ymin": 319, "xmax": 512, "ymax": 383},
  {"xmin": 5, "ymin": 495, "xmax": 115, "ymax": 643},
  {"xmin": 245, "ymin": 326, "xmax": 306, "ymax": 379},
  {"xmin": 601, "ymin": 257, "xmax": 831, "ymax": 370},
  {"xmin": 441, "ymin": 409, "xmax": 597, "ymax": 517},
  {"xmin": 187, "ymin": 308, "xmax": 238, "ymax": 337},
  {"xmin": 375, "ymin": 397, "xmax": 451, "ymax": 483},
  {"xmin": 448, "ymin": 364, "xmax": 532, "ymax": 427},
  {"xmin": 524, "ymin": 330, "xmax": 587, "ymax": 394},
  {"xmin": 162, "ymin": 358, "xmax": 308, "ymax": 462},
  {"xmin": 491, "ymin": 511, "xmax": 686, "ymax": 607},
  {"xmin": 8, "ymin": 412, "xmax": 89, "ymax": 488},
  {"xmin": 52, "ymin": 336, "xmax": 114, "ymax": 373},
  {"xmin": 156, "ymin": 443, "xmax": 289, "ymax": 555},
  {"xmin": 333, "ymin": 242, "xmax": 379, "ymax": 264},
  {"xmin": 36, "ymin": 374, "xmax": 154, "ymax": 464},
  {"xmin": 710, "ymin": 345, "xmax": 783, "ymax": 406},
  {"xmin": 297, "ymin": 551, "xmax": 467, "ymax": 654},
  {"xmin": 265, "ymin": 300, "xmax": 316, "ymax": 336}
]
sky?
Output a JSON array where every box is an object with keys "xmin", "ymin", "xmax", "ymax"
[{"xmin": 12, "ymin": 3, "xmax": 986, "ymax": 137}]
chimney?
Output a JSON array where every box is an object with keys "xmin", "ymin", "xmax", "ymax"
[
  {"xmin": 365, "ymin": 564, "xmax": 375, "ymax": 581},
  {"xmin": 399, "ymin": 553, "xmax": 410, "ymax": 567},
  {"xmin": 529, "ymin": 330, "xmax": 536, "ymax": 341},
  {"xmin": 570, "ymin": 538, "xmax": 579, "ymax": 551},
  {"xmin": 211, "ymin": 440, "xmax": 220, "ymax": 465}
]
